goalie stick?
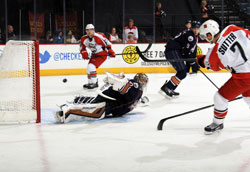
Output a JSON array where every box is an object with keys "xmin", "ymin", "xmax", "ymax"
[{"xmin": 135, "ymin": 46, "xmax": 196, "ymax": 62}]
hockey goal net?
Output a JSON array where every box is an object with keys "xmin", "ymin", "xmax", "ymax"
[{"xmin": 0, "ymin": 40, "xmax": 40, "ymax": 123}]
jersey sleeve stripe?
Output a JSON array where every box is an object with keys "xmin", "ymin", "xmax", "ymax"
[{"xmin": 119, "ymin": 82, "xmax": 132, "ymax": 94}]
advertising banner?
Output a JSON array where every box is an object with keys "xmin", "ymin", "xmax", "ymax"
[
  {"xmin": 29, "ymin": 12, "xmax": 45, "ymax": 40},
  {"xmin": 0, "ymin": 43, "xmax": 216, "ymax": 76},
  {"xmin": 55, "ymin": 12, "xmax": 78, "ymax": 35}
]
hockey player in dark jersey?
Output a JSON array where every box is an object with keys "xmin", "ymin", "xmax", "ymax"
[
  {"xmin": 55, "ymin": 72, "xmax": 149, "ymax": 123},
  {"xmin": 160, "ymin": 21, "xmax": 201, "ymax": 98}
]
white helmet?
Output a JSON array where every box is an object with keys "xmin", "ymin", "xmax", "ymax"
[
  {"xmin": 85, "ymin": 24, "xmax": 95, "ymax": 30},
  {"xmin": 199, "ymin": 20, "xmax": 220, "ymax": 43}
]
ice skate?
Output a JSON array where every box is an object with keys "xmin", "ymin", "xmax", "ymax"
[
  {"xmin": 83, "ymin": 82, "xmax": 98, "ymax": 89},
  {"xmin": 204, "ymin": 122, "xmax": 224, "ymax": 135},
  {"xmin": 160, "ymin": 82, "xmax": 179, "ymax": 98}
]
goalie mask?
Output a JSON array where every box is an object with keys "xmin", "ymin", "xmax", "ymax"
[{"xmin": 134, "ymin": 73, "xmax": 148, "ymax": 90}]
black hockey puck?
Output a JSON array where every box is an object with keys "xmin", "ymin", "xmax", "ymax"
[{"xmin": 62, "ymin": 78, "xmax": 67, "ymax": 83}]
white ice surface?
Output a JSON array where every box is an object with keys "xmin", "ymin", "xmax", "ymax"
[{"xmin": 0, "ymin": 73, "xmax": 250, "ymax": 172}]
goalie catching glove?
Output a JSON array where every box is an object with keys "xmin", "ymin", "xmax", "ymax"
[{"xmin": 103, "ymin": 71, "xmax": 128, "ymax": 91}]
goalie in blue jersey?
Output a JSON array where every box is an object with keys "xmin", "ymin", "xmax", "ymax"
[{"xmin": 55, "ymin": 72, "xmax": 149, "ymax": 123}]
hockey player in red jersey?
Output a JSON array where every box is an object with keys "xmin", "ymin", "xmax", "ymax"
[
  {"xmin": 197, "ymin": 20, "xmax": 250, "ymax": 134},
  {"xmin": 80, "ymin": 24, "xmax": 116, "ymax": 89}
]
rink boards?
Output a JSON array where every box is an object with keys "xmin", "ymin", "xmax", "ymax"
[{"xmin": 0, "ymin": 43, "xmax": 227, "ymax": 76}]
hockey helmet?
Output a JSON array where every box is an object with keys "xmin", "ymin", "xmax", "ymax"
[
  {"xmin": 85, "ymin": 24, "xmax": 95, "ymax": 30},
  {"xmin": 186, "ymin": 20, "xmax": 192, "ymax": 25},
  {"xmin": 199, "ymin": 19, "xmax": 220, "ymax": 43},
  {"xmin": 191, "ymin": 20, "xmax": 201, "ymax": 28},
  {"xmin": 134, "ymin": 73, "xmax": 148, "ymax": 90}
]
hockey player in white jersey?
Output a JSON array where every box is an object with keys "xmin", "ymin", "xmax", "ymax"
[
  {"xmin": 197, "ymin": 20, "xmax": 250, "ymax": 134},
  {"xmin": 80, "ymin": 24, "xmax": 116, "ymax": 89},
  {"xmin": 55, "ymin": 72, "xmax": 149, "ymax": 123}
]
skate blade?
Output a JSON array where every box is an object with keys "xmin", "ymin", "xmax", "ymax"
[
  {"xmin": 158, "ymin": 90, "xmax": 174, "ymax": 99},
  {"xmin": 83, "ymin": 87, "xmax": 98, "ymax": 91},
  {"xmin": 158, "ymin": 90, "xmax": 179, "ymax": 99},
  {"xmin": 204, "ymin": 129, "xmax": 222, "ymax": 135}
]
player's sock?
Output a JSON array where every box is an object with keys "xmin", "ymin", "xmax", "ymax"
[{"xmin": 84, "ymin": 71, "xmax": 98, "ymax": 89}]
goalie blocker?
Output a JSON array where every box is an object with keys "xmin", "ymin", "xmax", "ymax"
[{"xmin": 55, "ymin": 72, "xmax": 149, "ymax": 123}]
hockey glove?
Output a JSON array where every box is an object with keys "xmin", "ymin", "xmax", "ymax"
[
  {"xmin": 196, "ymin": 55, "xmax": 206, "ymax": 68},
  {"xmin": 108, "ymin": 48, "xmax": 116, "ymax": 58},
  {"xmin": 190, "ymin": 61, "xmax": 200, "ymax": 71},
  {"xmin": 81, "ymin": 50, "xmax": 89, "ymax": 60}
]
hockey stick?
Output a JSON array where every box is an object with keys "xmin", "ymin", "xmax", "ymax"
[
  {"xmin": 135, "ymin": 46, "xmax": 196, "ymax": 62},
  {"xmin": 93, "ymin": 43, "xmax": 153, "ymax": 57},
  {"xmin": 199, "ymin": 69, "xmax": 219, "ymax": 89},
  {"xmin": 157, "ymin": 70, "xmax": 243, "ymax": 130},
  {"xmin": 157, "ymin": 96, "xmax": 242, "ymax": 130}
]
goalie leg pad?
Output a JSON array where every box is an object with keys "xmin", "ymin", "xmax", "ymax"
[
  {"xmin": 213, "ymin": 91, "xmax": 228, "ymax": 124},
  {"xmin": 62, "ymin": 102, "xmax": 106, "ymax": 123}
]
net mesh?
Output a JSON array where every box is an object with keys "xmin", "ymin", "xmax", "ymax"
[{"xmin": 0, "ymin": 41, "xmax": 39, "ymax": 123}]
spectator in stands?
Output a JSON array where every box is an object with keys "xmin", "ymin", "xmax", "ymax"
[
  {"xmin": 155, "ymin": 2, "xmax": 166, "ymax": 42},
  {"xmin": 201, "ymin": 0, "xmax": 208, "ymax": 13},
  {"xmin": 44, "ymin": 31, "xmax": 54, "ymax": 43},
  {"xmin": 1, "ymin": 25, "xmax": 17, "ymax": 43},
  {"xmin": 109, "ymin": 27, "xmax": 122, "ymax": 43},
  {"xmin": 185, "ymin": 20, "xmax": 192, "ymax": 29},
  {"xmin": 126, "ymin": 34, "xmax": 136, "ymax": 44},
  {"xmin": 53, "ymin": 29, "xmax": 64, "ymax": 43},
  {"xmin": 200, "ymin": 2, "xmax": 221, "ymax": 29},
  {"xmin": 123, "ymin": 19, "xmax": 138, "ymax": 43},
  {"xmin": 66, "ymin": 30, "xmax": 77, "ymax": 43},
  {"xmin": 7, "ymin": 25, "xmax": 16, "ymax": 40}
]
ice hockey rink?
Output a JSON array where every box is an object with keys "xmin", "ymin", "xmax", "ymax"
[{"xmin": 0, "ymin": 72, "xmax": 250, "ymax": 172}]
